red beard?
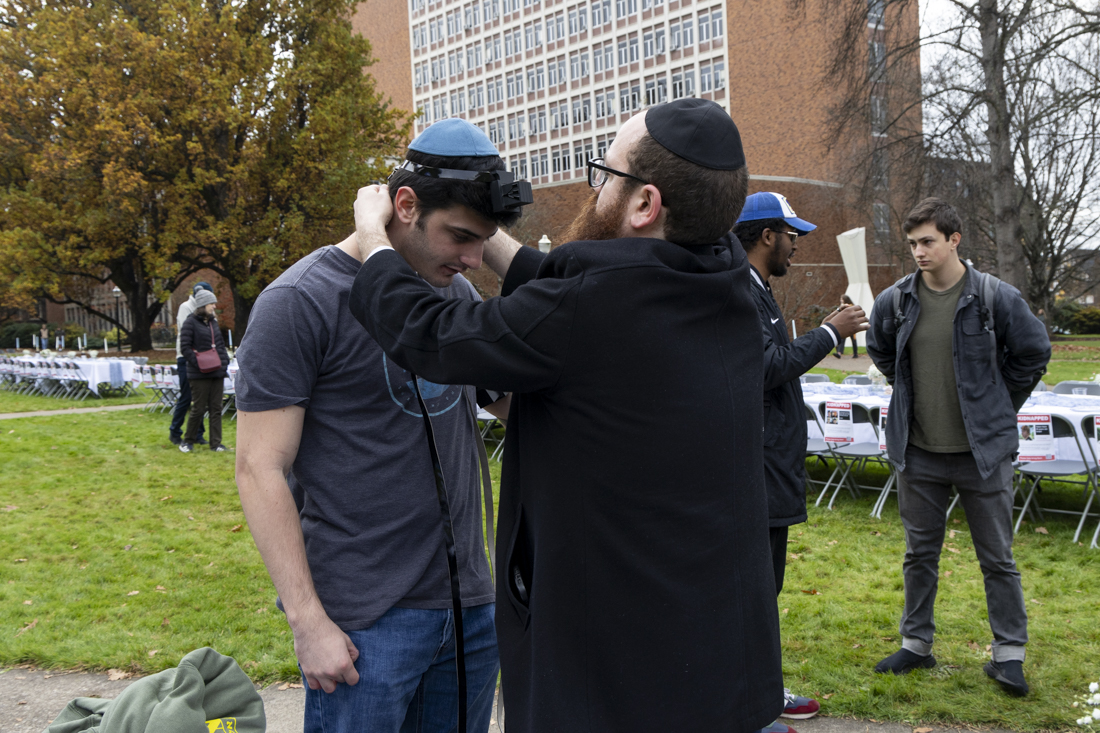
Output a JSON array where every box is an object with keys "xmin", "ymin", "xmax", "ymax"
[{"xmin": 559, "ymin": 190, "xmax": 629, "ymax": 244}]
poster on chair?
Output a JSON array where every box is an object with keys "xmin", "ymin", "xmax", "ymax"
[
  {"xmin": 824, "ymin": 401, "xmax": 854, "ymax": 443},
  {"xmin": 1017, "ymin": 413, "xmax": 1054, "ymax": 461},
  {"xmin": 878, "ymin": 406, "xmax": 888, "ymax": 451},
  {"xmin": 1093, "ymin": 416, "xmax": 1100, "ymax": 460}
]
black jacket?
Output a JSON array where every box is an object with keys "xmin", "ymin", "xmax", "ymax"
[
  {"xmin": 180, "ymin": 312, "xmax": 229, "ymax": 380},
  {"xmin": 349, "ymin": 239, "xmax": 783, "ymax": 733},
  {"xmin": 748, "ymin": 264, "xmax": 839, "ymax": 526},
  {"xmin": 866, "ymin": 264, "xmax": 1050, "ymax": 478}
]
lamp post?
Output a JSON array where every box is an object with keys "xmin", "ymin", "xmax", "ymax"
[
  {"xmin": 111, "ymin": 286, "xmax": 122, "ymax": 353},
  {"xmin": 538, "ymin": 234, "xmax": 551, "ymax": 253}
]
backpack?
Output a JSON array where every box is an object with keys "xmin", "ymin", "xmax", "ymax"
[{"xmin": 891, "ymin": 269, "xmax": 1001, "ymax": 369}]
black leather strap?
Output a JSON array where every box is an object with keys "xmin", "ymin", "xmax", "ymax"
[{"xmin": 411, "ymin": 375, "xmax": 467, "ymax": 733}]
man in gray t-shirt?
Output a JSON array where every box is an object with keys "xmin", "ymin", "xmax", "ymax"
[{"xmin": 235, "ymin": 118, "xmax": 528, "ymax": 733}]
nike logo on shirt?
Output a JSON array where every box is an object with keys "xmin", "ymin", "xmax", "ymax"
[{"xmin": 771, "ymin": 318, "xmax": 780, "ymax": 324}]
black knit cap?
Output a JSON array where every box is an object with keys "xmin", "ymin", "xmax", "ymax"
[{"xmin": 644, "ymin": 99, "xmax": 746, "ymax": 170}]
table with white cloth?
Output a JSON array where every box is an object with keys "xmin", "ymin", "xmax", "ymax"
[
  {"xmin": 802, "ymin": 384, "xmax": 890, "ymax": 446},
  {"xmin": 14, "ymin": 356, "xmax": 136, "ymax": 396}
]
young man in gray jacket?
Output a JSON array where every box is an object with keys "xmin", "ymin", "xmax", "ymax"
[{"xmin": 866, "ymin": 198, "xmax": 1050, "ymax": 696}]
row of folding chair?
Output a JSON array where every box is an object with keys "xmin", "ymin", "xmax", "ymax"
[
  {"xmin": 803, "ymin": 400, "xmax": 1100, "ymax": 548},
  {"xmin": 138, "ymin": 365, "xmax": 180, "ymax": 412},
  {"xmin": 0, "ymin": 358, "xmax": 93, "ymax": 400}
]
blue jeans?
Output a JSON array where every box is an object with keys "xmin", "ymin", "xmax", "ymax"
[{"xmin": 302, "ymin": 604, "xmax": 499, "ymax": 733}]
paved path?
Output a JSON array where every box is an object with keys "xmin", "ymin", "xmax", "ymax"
[
  {"xmin": 0, "ymin": 666, "xmax": 1016, "ymax": 733},
  {"xmin": 816, "ymin": 353, "xmax": 875, "ymax": 374},
  {"xmin": 0, "ymin": 403, "xmax": 147, "ymax": 421}
]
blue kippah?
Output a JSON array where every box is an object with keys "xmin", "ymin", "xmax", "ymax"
[{"xmin": 407, "ymin": 118, "xmax": 500, "ymax": 158}]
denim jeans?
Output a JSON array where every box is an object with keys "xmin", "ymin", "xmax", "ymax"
[
  {"xmin": 896, "ymin": 445, "xmax": 1028, "ymax": 662},
  {"xmin": 302, "ymin": 603, "xmax": 499, "ymax": 733},
  {"xmin": 169, "ymin": 357, "xmax": 203, "ymax": 441}
]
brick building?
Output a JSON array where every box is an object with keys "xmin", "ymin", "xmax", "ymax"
[{"xmin": 352, "ymin": 0, "xmax": 917, "ymax": 321}]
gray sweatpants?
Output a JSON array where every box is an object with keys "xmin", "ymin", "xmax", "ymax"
[{"xmin": 896, "ymin": 444, "xmax": 1028, "ymax": 663}]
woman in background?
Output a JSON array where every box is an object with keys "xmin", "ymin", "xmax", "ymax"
[
  {"xmin": 179, "ymin": 289, "xmax": 230, "ymax": 453},
  {"xmin": 833, "ymin": 294, "xmax": 860, "ymax": 358}
]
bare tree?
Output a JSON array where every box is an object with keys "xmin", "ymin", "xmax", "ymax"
[{"xmin": 795, "ymin": 0, "xmax": 1100, "ymax": 309}]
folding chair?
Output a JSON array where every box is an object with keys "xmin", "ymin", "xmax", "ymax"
[
  {"xmin": 803, "ymin": 403, "xmax": 831, "ymax": 493},
  {"xmin": 1013, "ymin": 413, "xmax": 1099, "ymax": 541},
  {"xmin": 842, "ymin": 375, "xmax": 872, "ymax": 385},
  {"xmin": 814, "ymin": 401, "xmax": 882, "ymax": 510}
]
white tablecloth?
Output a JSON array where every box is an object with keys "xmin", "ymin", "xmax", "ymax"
[
  {"xmin": 803, "ymin": 387, "xmax": 1100, "ymax": 463},
  {"xmin": 15, "ymin": 357, "xmax": 136, "ymax": 396},
  {"xmin": 803, "ymin": 387, "xmax": 889, "ymax": 446}
]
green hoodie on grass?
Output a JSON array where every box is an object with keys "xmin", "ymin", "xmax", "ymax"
[{"xmin": 44, "ymin": 647, "xmax": 265, "ymax": 733}]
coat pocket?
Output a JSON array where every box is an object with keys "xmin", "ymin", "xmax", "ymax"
[{"xmin": 504, "ymin": 506, "xmax": 532, "ymax": 629}]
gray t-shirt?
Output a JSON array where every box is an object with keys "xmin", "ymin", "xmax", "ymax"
[
  {"xmin": 909, "ymin": 272, "xmax": 971, "ymax": 453},
  {"xmin": 235, "ymin": 245, "xmax": 494, "ymax": 631}
]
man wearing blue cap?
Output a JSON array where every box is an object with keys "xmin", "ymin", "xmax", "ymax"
[
  {"xmin": 732, "ymin": 192, "xmax": 868, "ymax": 733},
  {"xmin": 348, "ymin": 99, "xmax": 784, "ymax": 733},
  {"xmin": 169, "ymin": 281, "xmax": 213, "ymax": 446},
  {"xmin": 234, "ymin": 118, "xmax": 520, "ymax": 733}
]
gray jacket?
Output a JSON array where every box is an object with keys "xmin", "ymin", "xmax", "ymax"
[
  {"xmin": 174, "ymin": 295, "xmax": 198, "ymax": 360},
  {"xmin": 866, "ymin": 263, "xmax": 1050, "ymax": 479}
]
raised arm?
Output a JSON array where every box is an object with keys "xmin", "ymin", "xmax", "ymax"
[{"xmin": 235, "ymin": 407, "xmax": 360, "ymax": 693}]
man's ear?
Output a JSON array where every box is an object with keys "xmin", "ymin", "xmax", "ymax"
[
  {"xmin": 949, "ymin": 231, "xmax": 962, "ymax": 250},
  {"xmin": 627, "ymin": 183, "xmax": 663, "ymax": 232},
  {"xmin": 393, "ymin": 186, "xmax": 420, "ymax": 226}
]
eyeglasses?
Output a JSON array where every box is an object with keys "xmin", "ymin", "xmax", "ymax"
[
  {"xmin": 586, "ymin": 157, "xmax": 648, "ymax": 189},
  {"xmin": 774, "ymin": 229, "xmax": 799, "ymax": 244}
]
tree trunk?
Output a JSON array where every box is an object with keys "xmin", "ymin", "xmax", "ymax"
[
  {"xmin": 232, "ymin": 286, "xmax": 254, "ymax": 343},
  {"xmin": 978, "ymin": 0, "xmax": 1029, "ymax": 300}
]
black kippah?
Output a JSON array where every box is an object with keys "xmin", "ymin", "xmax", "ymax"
[{"xmin": 644, "ymin": 99, "xmax": 746, "ymax": 171}]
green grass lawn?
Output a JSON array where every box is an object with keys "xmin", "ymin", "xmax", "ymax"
[
  {"xmin": 1, "ymin": 410, "xmax": 1098, "ymax": 729},
  {"xmin": 0, "ymin": 388, "xmax": 153, "ymax": 413}
]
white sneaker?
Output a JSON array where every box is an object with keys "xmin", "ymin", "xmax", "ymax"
[{"xmin": 179, "ymin": 443, "xmax": 192, "ymax": 453}]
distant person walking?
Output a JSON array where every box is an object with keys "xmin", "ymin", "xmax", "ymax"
[
  {"xmin": 833, "ymin": 294, "xmax": 860, "ymax": 358},
  {"xmin": 169, "ymin": 282, "xmax": 212, "ymax": 446},
  {"xmin": 179, "ymin": 289, "xmax": 230, "ymax": 453}
]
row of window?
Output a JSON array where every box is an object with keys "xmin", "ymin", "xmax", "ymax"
[
  {"xmin": 506, "ymin": 137, "xmax": 611, "ymax": 179},
  {"xmin": 417, "ymin": 60, "xmax": 725, "ymax": 127},
  {"xmin": 412, "ymin": 0, "xmax": 720, "ymax": 53},
  {"xmin": 413, "ymin": 9, "xmax": 723, "ymax": 89}
]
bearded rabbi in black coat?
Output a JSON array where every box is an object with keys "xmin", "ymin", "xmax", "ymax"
[{"xmin": 347, "ymin": 99, "xmax": 782, "ymax": 733}]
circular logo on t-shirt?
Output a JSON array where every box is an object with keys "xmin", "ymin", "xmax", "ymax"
[{"xmin": 383, "ymin": 354, "xmax": 464, "ymax": 417}]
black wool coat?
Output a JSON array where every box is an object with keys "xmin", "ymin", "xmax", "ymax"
[
  {"xmin": 179, "ymin": 313, "xmax": 230, "ymax": 380},
  {"xmin": 349, "ymin": 238, "xmax": 783, "ymax": 733}
]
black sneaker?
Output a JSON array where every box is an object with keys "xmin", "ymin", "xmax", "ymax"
[
  {"xmin": 195, "ymin": 437, "xmax": 208, "ymax": 446},
  {"xmin": 874, "ymin": 648, "xmax": 936, "ymax": 675},
  {"xmin": 211, "ymin": 445, "xmax": 228, "ymax": 453},
  {"xmin": 169, "ymin": 434, "xmax": 181, "ymax": 446},
  {"xmin": 179, "ymin": 443, "xmax": 193, "ymax": 454},
  {"xmin": 984, "ymin": 660, "xmax": 1029, "ymax": 696}
]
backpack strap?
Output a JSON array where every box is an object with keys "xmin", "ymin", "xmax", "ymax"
[
  {"xmin": 891, "ymin": 274, "xmax": 915, "ymax": 328},
  {"xmin": 976, "ymin": 269, "xmax": 1002, "ymax": 369}
]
